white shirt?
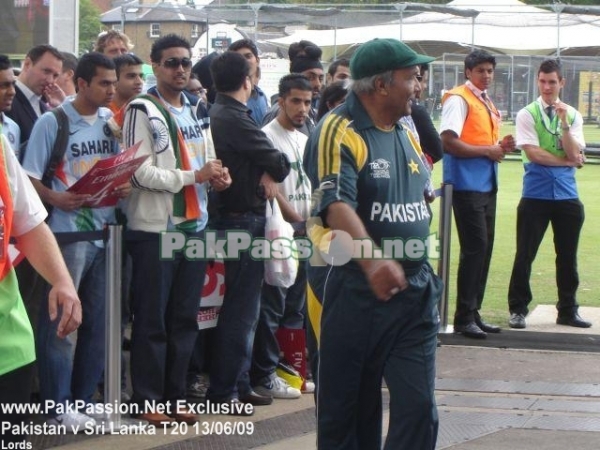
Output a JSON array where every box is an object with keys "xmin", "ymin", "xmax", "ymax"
[
  {"xmin": 1, "ymin": 134, "xmax": 46, "ymax": 236},
  {"xmin": 262, "ymin": 119, "xmax": 312, "ymax": 219},
  {"xmin": 440, "ymin": 81, "xmax": 491, "ymax": 137},
  {"xmin": 16, "ymin": 79, "xmax": 43, "ymax": 117},
  {"xmin": 516, "ymin": 96, "xmax": 585, "ymax": 149}
]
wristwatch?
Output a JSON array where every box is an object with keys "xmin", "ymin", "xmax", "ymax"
[{"xmin": 561, "ymin": 124, "xmax": 570, "ymax": 131}]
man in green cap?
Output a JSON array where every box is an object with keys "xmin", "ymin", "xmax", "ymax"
[{"xmin": 304, "ymin": 38, "xmax": 442, "ymax": 450}]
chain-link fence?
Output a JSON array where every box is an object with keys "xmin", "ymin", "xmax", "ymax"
[{"xmin": 427, "ymin": 54, "xmax": 600, "ymax": 126}]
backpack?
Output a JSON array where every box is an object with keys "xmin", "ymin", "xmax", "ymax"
[{"xmin": 40, "ymin": 106, "xmax": 70, "ymax": 217}]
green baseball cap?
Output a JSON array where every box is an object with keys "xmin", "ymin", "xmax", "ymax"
[{"xmin": 350, "ymin": 38, "xmax": 435, "ymax": 80}]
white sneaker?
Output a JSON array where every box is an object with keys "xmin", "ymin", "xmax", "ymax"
[
  {"xmin": 302, "ymin": 380, "xmax": 315, "ymax": 394},
  {"xmin": 187, "ymin": 373, "xmax": 209, "ymax": 398},
  {"xmin": 47, "ymin": 412, "xmax": 97, "ymax": 431},
  {"xmin": 254, "ymin": 376, "xmax": 301, "ymax": 399}
]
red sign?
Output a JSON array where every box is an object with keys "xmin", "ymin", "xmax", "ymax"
[{"xmin": 67, "ymin": 141, "xmax": 146, "ymax": 208}]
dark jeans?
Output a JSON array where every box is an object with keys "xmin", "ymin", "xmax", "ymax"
[
  {"xmin": 127, "ymin": 230, "xmax": 206, "ymax": 409},
  {"xmin": 206, "ymin": 213, "xmax": 266, "ymax": 401},
  {"xmin": 251, "ymin": 260, "xmax": 307, "ymax": 384},
  {"xmin": 452, "ymin": 190, "xmax": 496, "ymax": 325},
  {"xmin": 508, "ymin": 198, "xmax": 584, "ymax": 316},
  {"xmin": 0, "ymin": 363, "xmax": 33, "ymax": 446}
]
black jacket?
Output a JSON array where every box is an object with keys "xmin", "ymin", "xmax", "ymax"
[
  {"xmin": 6, "ymin": 85, "xmax": 48, "ymax": 162},
  {"xmin": 209, "ymin": 93, "xmax": 290, "ymax": 215},
  {"xmin": 411, "ymin": 101, "xmax": 443, "ymax": 164}
]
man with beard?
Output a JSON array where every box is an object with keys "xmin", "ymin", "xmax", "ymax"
[
  {"xmin": 123, "ymin": 34, "xmax": 230, "ymax": 427},
  {"xmin": 262, "ymin": 40, "xmax": 324, "ymax": 135},
  {"xmin": 251, "ymin": 74, "xmax": 312, "ymax": 399}
]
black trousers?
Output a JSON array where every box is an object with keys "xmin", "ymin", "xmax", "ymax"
[
  {"xmin": 508, "ymin": 198, "xmax": 584, "ymax": 316},
  {"xmin": 0, "ymin": 362, "xmax": 34, "ymax": 445},
  {"xmin": 452, "ymin": 190, "xmax": 496, "ymax": 325}
]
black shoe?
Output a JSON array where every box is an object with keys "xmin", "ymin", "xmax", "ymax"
[
  {"xmin": 454, "ymin": 322, "xmax": 487, "ymax": 339},
  {"xmin": 508, "ymin": 313, "xmax": 526, "ymax": 329},
  {"xmin": 475, "ymin": 318, "xmax": 501, "ymax": 333},
  {"xmin": 239, "ymin": 389, "xmax": 273, "ymax": 406},
  {"xmin": 556, "ymin": 313, "xmax": 592, "ymax": 328}
]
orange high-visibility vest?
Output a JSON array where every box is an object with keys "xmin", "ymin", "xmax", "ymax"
[
  {"xmin": 442, "ymin": 85, "xmax": 499, "ymax": 146},
  {"xmin": 0, "ymin": 137, "xmax": 14, "ymax": 280}
]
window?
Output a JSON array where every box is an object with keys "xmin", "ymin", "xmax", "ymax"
[
  {"xmin": 191, "ymin": 24, "xmax": 200, "ymax": 38},
  {"xmin": 149, "ymin": 23, "xmax": 160, "ymax": 38},
  {"xmin": 112, "ymin": 24, "xmax": 122, "ymax": 32}
]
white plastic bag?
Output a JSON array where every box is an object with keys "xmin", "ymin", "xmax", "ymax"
[{"xmin": 264, "ymin": 199, "xmax": 298, "ymax": 288}]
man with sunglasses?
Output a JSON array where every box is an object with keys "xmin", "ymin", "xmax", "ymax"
[
  {"xmin": 440, "ymin": 50, "xmax": 515, "ymax": 339},
  {"xmin": 123, "ymin": 34, "xmax": 231, "ymax": 427},
  {"xmin": 508, "ymin": 58, "xmax": 590, "ymax": 330}
]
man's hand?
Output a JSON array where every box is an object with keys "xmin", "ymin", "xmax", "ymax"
[
  {"xmin": 486, "ymin": 145, "xmax": 506, "ymax": 162},
  {"xmin": 259, "ymin": 172, "xmax": 278, "ymax": 200},
  {"xmin": 48, "ymin": 280, "xmax": 81, "ymax": 338},
  {"xmin": 112, "ymin": 181, "xmax": 131, "ymax": 198},
  {"xmin": 209, "ymin": 166, "xmax": 231, "ymax": 192},
  {"xmin": 569, "ymin": 152, "xmax": 585, "ymax": 169},
  {"xmin": 51, "ymin": 191, "xmax": 92, "ymax": 211},
  {"xmin": 554, "ymin": 100, "xmax": 569, "ymax": 123},
  {"xmin": 195, "ymin": 159, "xmax": 223, "ymax": 183},
  {"xmin": 15, "ymin": 223, "xmax": 81, "ymax": 339},
  {"xmin": 500, "ymin": 134, "xmax": 516, "ymax": 153},
  {"xmin": 43, "ymin": 84, "xmax": 66, "ymax": 108},
  {"xmin": 360, "ymin": 259, "xmax": 408, "ymax": 302}
]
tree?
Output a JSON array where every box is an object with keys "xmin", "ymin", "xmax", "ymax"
[{"xmin": 79, "ymin": 0, "xmax": 103, "ymax": 54}]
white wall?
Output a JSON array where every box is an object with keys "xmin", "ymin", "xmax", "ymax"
[{"xmin": 50, "ymin": 0, "xmax": 79, "ymax": 54}]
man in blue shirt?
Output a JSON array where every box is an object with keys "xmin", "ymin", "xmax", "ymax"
[
  {"xmin": 229, "ymin": 39, "xmax": 269, "ymax": 125},
  {"xmin": 0, "ymin": 55, "xmax": 20, "ymax": 155},
  {"xmin": 508, "ymin": 58, "xmax": 590, "ymax": 330},
  {"xmin": 22, "ymin": 52, "xmax": 130, "ymax": 430}
]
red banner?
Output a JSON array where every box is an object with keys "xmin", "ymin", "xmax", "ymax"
[{"xmin": 67, "ymin": 141, "xmax": 146, "ymax": 208}]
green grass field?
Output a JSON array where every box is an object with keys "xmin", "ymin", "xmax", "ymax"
[
  {"xmin": 428, "ymin": 138, "xmax": 600, "ymax": 327},
  {"xmin": 498, "ymin": 122, "xmax": 600, "ymax": 147}
]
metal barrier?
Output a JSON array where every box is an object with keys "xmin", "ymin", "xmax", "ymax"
[
  {"xmin": 436, "ymin": 183, "xmax": 453, "ymax": 333},
  {"xmin": 104, "ymin": 224, "xmax": 123, "ymax": 426}
]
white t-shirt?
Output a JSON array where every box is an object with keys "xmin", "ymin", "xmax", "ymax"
[
  {"xmin": 1, "ymin": 134, "xmax": 46, "ymax": 236},
  {"xmin": 262, "ymin": 119, "xmax": 312, "ymax": 219}
]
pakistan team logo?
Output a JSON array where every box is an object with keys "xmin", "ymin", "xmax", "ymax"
[{"xmin": 369, "ymin": 158, "xmax": 391, "ymax": 179}]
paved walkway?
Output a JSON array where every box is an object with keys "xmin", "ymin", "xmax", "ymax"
[{"xmin": 30, "ymin": 306, "xmax": 600, "ymax": 449}]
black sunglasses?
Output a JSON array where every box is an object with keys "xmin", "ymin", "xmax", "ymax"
[{"xmin": 162, "ymin": 57, "xmax": 192, "ymax": 69}]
